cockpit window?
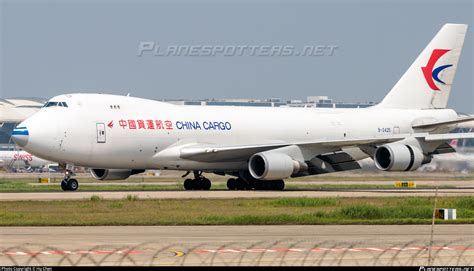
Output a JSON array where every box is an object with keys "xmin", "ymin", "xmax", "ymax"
[
  {"xmin": 43, "ymin": 101, "xmax": 68, "ymax": 108},
  {"xmin": 44, "ymin": 102, "xmax": 58, "ymax": 107}
]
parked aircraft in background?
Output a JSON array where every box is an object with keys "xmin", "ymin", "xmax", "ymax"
[
  {"xmin": 12, "ymin": 24, "xmax": 474, "ymax": 191},
  {"xmin": 0, "ymin": 150, "xmax": 51, "ymax": 171}
]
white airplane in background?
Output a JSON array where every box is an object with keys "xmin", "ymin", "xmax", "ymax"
[
  {"xmin": 12, "ymin": 23, "xmax": 474, "ymax": 191},
  {"xmin": 0, "ymin": 150, "xmax": 51, "ymax": 171}
]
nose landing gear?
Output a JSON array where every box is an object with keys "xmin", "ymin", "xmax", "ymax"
[
  {"xmin": 61, "ymin": 168, "xmax": 79, "ymax": 191},
  {"xmin": 183, "ymin": 171, "xmax": 211, "ymax": 190}
]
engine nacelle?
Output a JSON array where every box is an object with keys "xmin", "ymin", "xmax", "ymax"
[
  {"xmin": 374, "ymin": 143, "xmax": 424, "ymax": 171},
  {"xmin": 248, "ymin": 151, "xmax": 301, "ymax": 180},
  {"xmin": 90, "ymin": 169, "xmax": 145, "ymax": 180}
]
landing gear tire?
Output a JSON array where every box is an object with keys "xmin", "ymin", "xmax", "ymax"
[
  {"xmin": 236, "ymin": 178, "xmax": 285, "ymax": 191},
  {"xmin": 67, "ymin": 179, "xmax": 79, "ymax": 191},
  {"xmin": 273, "ymin": 180, "xmax": 285, "ymax": 191},
  {"xmin": 235, "ymin": 178, "xmax": 248, "ymax": 190},
  {"xmin": 200, "ymin": 178, "xmax": 211, "ymax": 190},
  {"xmin": 184, "ymin": 179, "xmax": 194, "ymax": 190},
  {"xmin": 250, "ymin": 180, "xmax": 264, "ymax": 190},
  {"xmin": 184, "ymin": 176, "xmax": 211, "ymax": 191},
  {"xmin": 227, "ymin": 178, "xmax": 237, "ymax": 190},
  {"xmin": 61, "ymin": 180, "xmax": 69, "ymax": 191},
  {"xmin": 60, "ymin": 166, "xmax": 78, "ymax": 192},
  {"xmin": 260, "ymin": 180, "xmax": 285, "ymax": 191}
]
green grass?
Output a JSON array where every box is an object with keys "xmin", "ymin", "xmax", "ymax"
[
  {"xmin": 90, "ymin": 195, "xmax": 103, "ymax": 202},
  {"xmin": 0, "ymin": 197, "xmax": 472, "ymax": 226},
  {"xmin": 455, "ymin": 197, "xmax": 474, "ymax": 209},
  {"xmin": 271, "ymin": 197, "xmax": 339, "ymax": 207},
  {"xmin": 125, "ymin": 194, "xmax": 139, "ymax": 201}
]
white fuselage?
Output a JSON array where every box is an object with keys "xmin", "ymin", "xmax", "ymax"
[{"xmin": 15, "ymin": 94, "xmax": 457, "ymax": 172}]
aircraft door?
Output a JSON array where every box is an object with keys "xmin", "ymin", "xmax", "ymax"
[
  {"xmin": 96, "ymin": 123, "xmax": 106, "ymax": 143},
  {"xmin": 393, "ymin": 126, "xmax": 400, "ymax": 134}
]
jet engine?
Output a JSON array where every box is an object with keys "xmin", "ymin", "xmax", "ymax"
[
  {"xmin": 90, "ymin": 169, "xmax": 145, "ymax": 180},
  {"xmin": 374, "ymin": 143, "xmax": 424, "ymax": 171},
  {"xmin": 248, "ymin": 151, "xmax": 302, "ymax": 180}
]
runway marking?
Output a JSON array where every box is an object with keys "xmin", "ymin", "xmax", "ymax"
[
  {"xmin": 192, "ymin": 246, "xmax": 474, "ymax": 254},
  {"xmin": 2, "ymin": 246, "xmax": 472, "ymax": 257},
  {"xmin": 173, "ymin": 250, "xmax": 185, "ymax": 257},
  {"xmin": 0, "ymin": 249, "xmax": 142, "ymax": 256}
]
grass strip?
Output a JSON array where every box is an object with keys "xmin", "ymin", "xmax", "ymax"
[{"xmin": 0, "ymin": 196, "xmax": 472, "ymax": 226}]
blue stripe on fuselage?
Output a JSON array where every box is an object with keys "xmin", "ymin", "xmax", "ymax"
[{"xmin": 12, "ymin": 130, "xmax": 29, "ymax": 135}]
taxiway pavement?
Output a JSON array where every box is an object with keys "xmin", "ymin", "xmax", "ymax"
[{"xmin": 1, "ymin": 225, "xmax": 472, "ymax": 266}]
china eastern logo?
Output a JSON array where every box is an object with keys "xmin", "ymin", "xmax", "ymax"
[{"xmin": 421, "ymin": 49, "xmax": 452, "ymax": 91}]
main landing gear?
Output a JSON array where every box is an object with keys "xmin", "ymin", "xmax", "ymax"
[
  {"xmin": 227, "ymin": 178, "xmax": 285, "ymax": 191},
  {"xmin": 183, "ymin": 171, "xmax": 211, "ymax": 190},
  {"xmin": 61, "ymin": 169, "xmax": 79, "ymax": 191},
  {"xmin": 180, "ymin": 171, "xmax": 285, "ymax": 191}
]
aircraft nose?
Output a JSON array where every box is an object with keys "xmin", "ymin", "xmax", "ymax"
[{"xmin": 11, "ymin": 125, "xmax": 29, "ymax": 147}]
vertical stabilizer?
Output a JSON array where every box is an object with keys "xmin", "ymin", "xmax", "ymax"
[{"xmin": 378, "ymin": 24, "xmax": 467, "ymax": 109}]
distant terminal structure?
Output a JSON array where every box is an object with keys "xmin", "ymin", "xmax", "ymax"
[{"xmin": 164, "ymin": 96, "xmax": 377, "ymax": 109}]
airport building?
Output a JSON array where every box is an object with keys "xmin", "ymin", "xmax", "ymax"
[{"xmin": 164, "ymin": 96, "xmax": 376, "ymax": 108}]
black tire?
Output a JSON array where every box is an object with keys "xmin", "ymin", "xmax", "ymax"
[
  {"xmin": 274, "ymin": 180, "xmax": 285, "ymax": 191},
  {"xmin": 251, "ymin": 180, "xmax": 264, "ymax": 190},
  {"xmin": 194, "ymin": 179, "xmax": 203, "ymax": 190},
  {"xmin": 227, "ymin": 178, "xmax": 237, "ymax": 190},
  {"xmin": 61, "ymin": 180, "xmax": 69, "ymax": 191},
  {"xmin": 183, "ymin": 179, "xmax": 194, "ymax": 190},
  {"xmin": 201, "ymin": 178, "xmax": 211, "ymax": 190},
  {"xmin": 235, "ymin": 178, "xmax": 247, "ymax": 190},
  {"xmin": 67, "ymin": 179, "xmax": 79, "ymax": 191}
]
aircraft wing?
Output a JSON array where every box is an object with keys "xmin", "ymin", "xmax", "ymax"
[
  {"xmin": 412, "ymin": 116, "xmax": 474, "ymax": 129},
  {"xmin": 179, "ymin": 132, "xmax": 474, "ymax": 162},
  {"xmin": 179, "ymin": 134, "xmax": 412, "ymax": 162},
  {"xmin": 423, "ymin": 132, "xmax": 474, "ymax": 141}
]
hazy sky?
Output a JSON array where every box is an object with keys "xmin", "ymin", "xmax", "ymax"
[{"xmin": 1, "ymin": 0, "xmax": 473, "ymax": 112}]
